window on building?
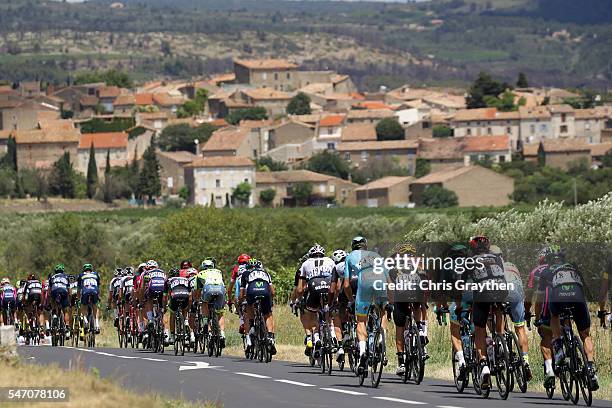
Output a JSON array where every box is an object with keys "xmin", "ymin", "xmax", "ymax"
[
  {"xmin": 286, "ymin": 185, "xmax": 293, "ymax": 196},
  {"xmin": 499, "ymin": 155, "xmax": 506, "ymax": 163},
  {"xmin": 262, "ymin": 73, "xmax": 267, "ymax": 80},
  {"xmin": 286, "ymin": 73, "xmax": 291, "ymax": 79},
  {"xmin": 585, "ymin": 121, "xmax": 591, "ymax": 130},
  {"xmin": 467, "ymin": 128, "xmax": 472, "ymax": 136},
  {"xmin": 215, "ymin": 179, "xmax": 221, "ymax": 188},
  {"xmin": 530, "ymin": 124, "xmax": 535, "ymax": 134},
  {"xmin": 344, "ymin": 153, "xmax": 351, "ymax": 161},
  {"xmin": 327, "ymin": 143, "xmax": 335, "ymax": 150},
  {"xmin": 244, "ymin": 178, "xmax": 249, "ymax": 183},
  {"xmin": 361, "ymin": 151, "xmax": 368, "ymax": 161},
  {"xmin": 329, "ymin": 184, "xmax": 335, "ymax": 193},
  {"xmin": 327, "ymin": 127, "xmax": 333, "ymax": 135},
  {"xmin": 560, "ymin": 125, "xmax": 568, "ymax": 133},
  {"xmin": 253, "ymin": 149, "xmax": 258, "ymax": 157},
  {"xmin": 274, "ymin": 73, "xmax": 278, "ymax": 81},
  {"xmin": 487, "ymin": 127, "xmax": 492, "ymax": 135},
  {"xmin": 507, "ymin": 127, "xmax": 512, "ymax": 134},
  {"xmin": 561, "ymin": 113, "xmax": 566, "ymax": 123}
]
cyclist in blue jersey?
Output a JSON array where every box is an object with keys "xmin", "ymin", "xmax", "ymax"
[
  {"xmin": 343, "ymin": 236, "xmax": 394, "ymax": 372},
  {"xmin": 77, "ymin": 263, "xmax": 101, "ymax": 334}
]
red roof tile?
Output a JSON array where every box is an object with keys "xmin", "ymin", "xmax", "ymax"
[{"xmin": 79, "ymin": 132, "xmax": 128, "ymax": 149}]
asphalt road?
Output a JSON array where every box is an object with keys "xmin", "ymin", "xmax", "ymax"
[{"xmin": 18, "ymin": 346, "xmax": 612, "ymax": 408}]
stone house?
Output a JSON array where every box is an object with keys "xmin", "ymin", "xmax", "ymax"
[{"xmin": 355, "ymin": 176, "xmax": 414, "ymax": 207}]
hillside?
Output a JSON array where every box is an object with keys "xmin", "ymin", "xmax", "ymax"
[{"xmin": 0, "ymin": 0, "xmax": 610, "ymax": 89}]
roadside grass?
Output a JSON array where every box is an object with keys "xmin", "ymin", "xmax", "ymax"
[{"xmin": 2, "ymin": 353, "xmax": 217, "ymax": 408}]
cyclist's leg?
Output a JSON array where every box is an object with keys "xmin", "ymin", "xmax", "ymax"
[
  {"xmin": 510, "ymin": 300, "xmax": 531, "ymax": 369},
  {"xmin": 393, "ymin": 301, "xmax": 408, "ymax": 374},
  {"xmin": 473, "ymin": 301, "xmax": 492, "ymax": 386}
]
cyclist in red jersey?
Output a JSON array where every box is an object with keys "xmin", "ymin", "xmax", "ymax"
[
  {"xmin": 229, "ymin": 254, "xmax": 250, "ymax": 333},
  {"xmin": 179, "ymin": 260, "xmax": 193, "ymax": 278}
]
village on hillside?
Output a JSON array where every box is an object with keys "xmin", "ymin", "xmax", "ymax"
[{"xmin": 1, "ymin": 58, "xmax": 611, "ymax": 208}]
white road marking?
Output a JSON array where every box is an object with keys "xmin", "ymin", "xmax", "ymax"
[
  {"xmin": 436, "ymin": 406, "xmax": 463, "ymax": 408},
  {"xmin": 372, "ymin": 397, "xmax": 427, "ymax": 405},
  {"xmin": 96, "ymin": 352, "xmax": 116, "ymax": 357},
  {"xmin": 320, "ymin": 387, "xmax": 367, "ymax": 396},
  {"xmin": 274, "ymin": 379, "xmax": 316, "ymax": 387},
  {"xmin": 178, "ymin": 361, "xmax": 221, "ymax": 371},
  {"xmin": 141, "ymin": 357, "xmax": 167, "ymax": 362},
  {"xmin": 234, "ymin": 372, "xmax": 271, "ymax": 379},
  {"xmin": 77, "ymin": 348, "xmax": 94, "ymax": 352},
  {"xmin": 115, "ymin": 355, "xmax": 139, "ymax": 359}
]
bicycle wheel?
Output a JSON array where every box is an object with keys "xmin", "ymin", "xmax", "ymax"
[
  {"xmin": 573, "ymin": 338, "xmax": 592, "ymax": 407},
  {"xmin": 559, "ymin": 363, "xmax": 572, "ymax": 401},
  {"xmin": 413, "ymin": 331, "xmax": 425, "ymax": 385},
  {"xmin": 371, "ymin": 328, "xmax": 385, "ymax": 388},
  {"xmin": 508, "ymin": 331, "xmax": 527, "ymax": 393},
  {"xmin": 545, "ymin": 374, "xmax": 555, "ymax": 399},
  {"xmin": 563, "ymin": 338, "xmax": 579, "ymax": 405},
  {"xmin": 403, "ymin": 332, "xmax": 413, "ymax": 383},
  {"xmin": 471, "ymin": 337, "xmax": 482, "ymax": 395},
  {"xmin": 452, "ymin": 349, "xmax": 468, "ymax": 393},
  {"xmin": 494, "ymin": 334, "xmax": 511, "ymax": 400}
]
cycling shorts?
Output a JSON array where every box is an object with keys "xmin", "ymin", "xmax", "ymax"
[
  {"xmin": 393, "ymin": 302, "xmax": 424, "ymax": 327},
  {"xmin": 81, "ymin": 291, "xmax": 99, "ymax": 306},
  {"xmin": 145, "ymin": 284, "xmax": 165, "ymax": 300},
  {"xmin": 202, "ymin": 284, "xmax": 225, "ymax": 312},
  {"xmin": 508, "ymin": 301, "xmax": 525, "ymax": 326},
  {"xmin": 169, "ymin": 293, "xmax": 190, "ymax": 312},
  {"xmin": 355, "ymin": 281, "xmax": 387, "ymax": 317},
  {"xmin": 246, "ymin": 281, "xmax": 272, "ymax": 315},
  {"xmin": 50, "ymin": 288, "xmax": 69, "ymax": 309},
  {"xmin": 549, "ymin": 285, "xmax": 590, "ymax": 332},
  {"xmin": 472, "ymin": 302, "xmax": 501, "ymax": 328},
  {"xmin": 337, "ymin": 278, "xmax": 357, "ymax": 304},
  {"xmin": 305, "ymin": 277, "xmax": 331, "ymax": 311},
  {"xmin": 26, "ymin": 293, "xmax": 42, "ymax": 306},
  {"xmin": 1, "ymin": 298, "xmax": 16, "ymax": 311}
]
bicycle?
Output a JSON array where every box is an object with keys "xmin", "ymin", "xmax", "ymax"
[
  {"xmin": 193, "ymin": 301, "xmax": 207, "ymax": 354},
  {"xmin": 252, "ymin": 296, "xmax": 271, "ymax": 363},
  {"xmin": 116, "ymin": 301, "xmax": 125, "ymax": 348},
  {"xmin": 344, "ymin": 306, "xmax": 359, "ymax": 374},
  {"xmin": 358, "ymin": 303, "xmax": 386, "ymax": 388},
  {"xmin": 502, "ymin": 304, "xmax": 528, "ymax": 393},
  {"xmin": 70, "ymin": 302, "xmax": 80, "ymax": 348},
  {"xmin": 316, "ymin": 293, "xmax": 334, "ymax": 375},
  {"xmin": 173, "ymin": 305, "xmax": 188, "ymax": 356},
  {"xmin": 206, "ymin": 294, "xmax": 223, "ymax": 358},
  {"xmin": 84, "ymin": 294, "xmax": 96, "ymax": 348},
  {"xmin": 403, "ymin": 303, "xmax": 426, "ymax": 385},
  {"xmin": 239, "ymin": 301, "xmax": 252, "ymax": 359},
  {"xmin": 555, "ymin": 306, "xmax": 594, "ymax": 407},
  {"xmin": 481, "ymin": 303, "xmax": 511, "ymax": 400},
  {"xmin": 452, "ymin": 309, "xmax": 478, "ymax": 394},
  {"xmin": 25, "ymin": 303, "xmax": 41, "ymax": 346},
  {"xmin": 50, "ymin": 296, "xmax": 66, "ymax": 347},
  {"xmin": 151, "ymin": 295, "xmax": 165, "ymax": 354}
]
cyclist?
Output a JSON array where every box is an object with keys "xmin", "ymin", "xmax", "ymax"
[
  {"xmin": 133, "ymin": 262, "xmax": 147, "ymax": 339},
  {"xmin": 462, "ymin": 235, "xmax": 507, "ymax": 390},
  {"xmin": 541, "ymin": 246, "xmax": 599, "ymax": 391},
  {"xmin": 0, "ymin": 277, "xmax": 17, "ymax": 326},
  {"xmin": 296, "ymin": 244, "xmax": 336, "ymax": 357},
  {"xmin": 24, "ymin": 273, "xmax": 44, "ymax": 337},
  {"xmin": 140, "ymin": 260, "xmax": 168, "ymax": 343},
  {"xmin": 185, "ymin": 266, "xmax": 199, "ymax": 345},
  {"xmin": 48, "ymin": 264, "xmax": 70, "ymax": 339},
  {"xmin": 330, "ymin": 249, "xmax": 348, "ymax": 364},
  {"xmin": 390, "ymin": 243, "xmax": 428, "ymax": 376},
  {"xmin": 77, "ymin": 263, "xmax": 101, "ymax": 334},
  {"xmin": 344, "ymin": 236, "xmax": 394, "ymax": 373},
  {"xmin": 196, "ymin": 258, "xmax": 227, "ymax": 347},
  {"xmin": 178, "ymin": 260, "xmax": 193, "ymax": 278},
  {"xmin": 166, "ymin": 267, "xmax": 190, "ymax": 345},
  {"xmin": 66, "ymin": 274, "xmax": 78, "ymax": 336},
  {"xmin": 240, "ymin": 258, "xmax": 276, "ymax": 355},
  {"xmin": 491, "ymin": 245, "xmax": 532, "ymax": 381},
  {"xmin": 108, "ymin": 268, "xmax": 123, "ymax": 329},
  {"xmin": 16, "ymin": 279, "xmax": 27, "ymax": 342},
  {"xmin": 229, "ymin": 254, "xmax": 250, "ymax": 334}
]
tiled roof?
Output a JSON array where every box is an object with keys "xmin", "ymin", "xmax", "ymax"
[
  {"xmin": 319, "ymin": 114, "xmax": 345, "ymax": 127},
  {"xmin": 523, "ymin": 139, "xmax": 590, "ymax": 155},
  {"xmin": 242, "ymin": 88, "xmax": 293, "ymax": 100},
  {"xmin": 340, "ymin": 122, "xmax": 377, "ymax": 142},
  {"xmin": 256, "ymin": 170, "xmax": 344, "ymax": 184},
  {"xmin": 114, "ymin": 94, "xmax": 135, "ymax": 106},
  {"xmin": 346, "ymin": 109, "xmax": 395, "ymax": 120},
  {"xmin": 412, "ymin": 166, "xmax": 474, "ymax": 184},
  {"xmin": 239, "ymin": 119, "xmax": 275, "ymax": 129},
  {"xmin": 519, "ymin": 106, "xmax": 551, "ymax": 119},
  {"xmin": 185, "ymin": 156, "xmax": 254, "ymax": 168},
  {"xmin": 355, "ymin": 176, "xmax": 413, "ymax": 191},
  {"xmin": 234, "ymin": 59, "xmax": 298, "ymax": 70},
  {"xmin": 574, "ymin": 109, "xmax": 605, "ymax": 119},
  {"xmin": 138, "ymin": 111, "xmax": 169, "ymax": 120},
  {"xmin": 210, "ymin": 73, "xmax": 236, "ymax": 84},
  {"xmin": 135, "ymin": 93, "xmax": 154, "ymax": 106},
  {"xmin": 352, "ymin": 101, "xmax": 392, "ymax": 110},
  {"xmin": 547, "ymin": 104, "xmax": 574, "ymax": 114},
  {"xmin": 78, "ymin": 132, "xmax": 128, "ymax": 149},
  {"xmin": 201, "ymin": 127, "xmax": 249, "ymax": 152},
  {"xmin": 590, "ymin": 143, "xmax": 612, "ymax": 157},
  {"xmin": 156, "ymin": 150, "xmax": 197, "ymax": 163},
  {"xmin": 453, "ymin": 108, "xmax": 497, "ymax": 122},
  {"xmin": 463, "ymin": 135, "xmax": 510, "ymax": 152},
  {"xmin": 14, "ymin": 127, "xmax": 80, "ymax": 144},
  {"xmin": 153, "ymin": 92, "xmax": 184, "ymax": 106},
  {"xmin": 98, "ymin": 86, "xmax": 121, "ymax": 99},
  {"xmin": 338, "ymin": 140, "xmax": 418, "ymax": 152},
  {"xmin": 80, "ymin": 95, "xmax": 99, "ymax": 107},
  {"xmin": 417, "ymin": 137, "xmax": 465, "ymax": 160}
]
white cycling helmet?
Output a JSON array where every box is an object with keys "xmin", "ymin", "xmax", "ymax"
[
  {"xmin": 308, "ymin": 243, "xmax": 326, "ymax": 258},
  {"xmin": 114, "ymin": 268, "xmax": 122, "ymax": 277},
  {"xmin": 1, "ymin": 278, "xmax": 10, "ymax": 286},
  {"xmin": 187, "ymin": 267, "xmax": 198, "ymax": 277},
  {"xmin": 332, "ymin": 249, "xmax": 347, "ymax": 264},
  {"xmin": 146, "ymin": 260, "xmax": 159, "ymax": 269}
]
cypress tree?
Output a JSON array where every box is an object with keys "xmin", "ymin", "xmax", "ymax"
[
  {"xmin": 86, "ymin": 142, "xmax": 98, "ymax": 199},
  {"xmin": 138, "ymin": 137, "xmax": 161, "ymax": 203}
]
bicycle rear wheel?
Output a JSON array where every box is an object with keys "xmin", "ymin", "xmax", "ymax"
[
  {"xmin": 413, "ymin": 331, "xmax": 425, "ymax": 385},
  {"xmin": 508, "ymin": 331, "xmax": 527, "ymax": 393},
  {"xmin": 452, "ymin": 349, "xmax": 468, "ymax": 393},
  {"xmin": 573, "ymin": 338, "xmax": 592, "ymax": 407},
  {"xmin": 494, "ymin": 334, "xmax": 511, "ymax": 400},
  {"xmin": 371, "ymin": 329, "xmax": 385, "ymax": 388}
]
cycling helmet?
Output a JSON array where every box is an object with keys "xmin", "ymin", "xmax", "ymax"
[
  {"xmin": 124, "ymin": 266, "xmax": 133, "ymax": 275},
  {"xmin": 187, "ymin": 267, "xmax": 198, "ymax": 277},
  {"xmin": 237, "ymin": 254, "xmax": 251, "ymax": 264},
  {"xmin": 1, "ymin": 278, "xmax": 9, "ymax": 286},
  {"xmin": 447, "ymin": 243, "xmax": 468, "ymax": 259},
  {"xmin": 247, "ymin": 258, "xmax": 262, "ymax": 269},
  {"xmin": 68, "ymin": 274, "xmax": 75, "ymax": 283},
  {"xmin": 469, "ymin": 235, "xmax": 490, "ymax": 254},
  {"xmin": 27, "ymin": 273, "xmax": 37, "ymax": 280},
  {"xmin": 308, "ymin": 244, "xmax": 325, "ymax": 258},
  {"xmin": 180, "ymin": 260, "xmax": 192, "ymax": 269},
  {"xmin": 545, "ymin": 244, "xmax": 565, "ymax": 264},
  {"xmin": 396, "ymin": 242, "xmax": 417, "ymax": 256},
  {"xmin": 82, "ymin": 263, "xmax": 93, "ymax": 272},
  {"xmin": 146, "ymin": 260, "xmax": 159, "ymax": 270},
  {"xmin": 537, "ymin": 246, "xmax": 553, "ymax": 265},
  {"xmin": 169, "ymin": 268, "xmax": 180, "ymax": 278},
  {"xmin": 54, "ymin": 264, "xmax": 65, "ymax": 273},
  {"xmin": 351, "ymin": 236, "xmax": 367, "ymax": 250},
  {"xmin": 203, "ymin": 257, "xmax": 217, "ymax": 267},
  {"xmin": 114, "ymin": 268, "xmax": 122, "ymax": 277},
  {"xmin": 200, "ymin": 259, "xmax": 215, "ymax": 270},
  {"xmin": 331, "ymin": 249, "xmax": 347, "ymax": 264},
  {"xmin": 137, "ymin": 262, "xmax": 147, "ymax": 273}
]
